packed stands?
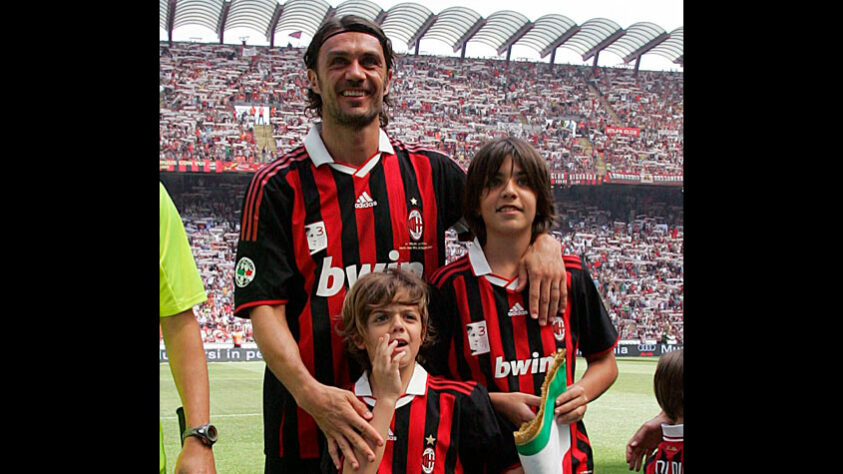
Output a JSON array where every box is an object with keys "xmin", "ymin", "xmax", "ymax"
[{"xmin": 159, "ymin": 42, "xmax": 683, "ymax": 183}]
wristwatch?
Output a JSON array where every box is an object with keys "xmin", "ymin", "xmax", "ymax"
[{"xmin": 182, "ymin": 423, "xmax": 218, "ymax": 447}]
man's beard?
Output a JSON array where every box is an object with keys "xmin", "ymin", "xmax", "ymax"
[{"xmin": 333, "ymin": 104, "xmax": 381, "ymax": 129}]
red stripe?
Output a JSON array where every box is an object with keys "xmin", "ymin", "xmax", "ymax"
[
  {"xmin": 430, "ymin": 256, "xmax": 469, "ymax": 288},
  {"xmin": 297, "ymin": 404, "xmax": 318, "ymax": 458},
  {"xmin": 433, "ymin": 392, "xmax": 455, "ymax": 474},
  {"xmin": 380, "ymin": 417, "xmax": 395, "ymax": 474},
  {"xmin": 427, "ymin": 377, "xmax": 475, "ymax": 396},
  {"xmin": 408, "ymin": 152, "xmax": 438, "ymax": 279},
  {"xmin": 241, "ymin": 149, "xmax": 306, "ymax": 241},
  {"xmin": 562, "ymin": 254, "xmax": 582, "ymax": 270},
  {"xmin": 354, "ymin": 179, "xmax": 377, "ymax": 264},
  {"xmin": 585, "ymin": 335, "xmax": 619, "ymax": 361},
  {"xmin": 480, "ymin": 277, "xmax": 509, "ymax": 393},
  {"xmin": 563, "ymin": 269, "xmax": 574, "ymax": 385},
  {"xmin": 572, "ymin": 427, "xmax": 590, "ymax": 473}
]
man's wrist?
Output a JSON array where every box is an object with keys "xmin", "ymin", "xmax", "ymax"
[
  {"xmin": 182, "ymin": 434, "xmax": 214, "ymax": 450},
  {"xmin": 291, "ymin": 377, "xmax": 324, "ymax": 411}
]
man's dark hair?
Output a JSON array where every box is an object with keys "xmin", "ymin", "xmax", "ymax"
[
  {"xmin": 463, "ymin": 137, "xmax": 557, "ymax": 246},
  {"xmin": 304, "ymin": 15, "xmax": 396, "ymax": 127}
]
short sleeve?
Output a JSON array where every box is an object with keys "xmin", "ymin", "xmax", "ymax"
[
  {"xmin": 458, "ymin": 383, "xmax": 521, "ymax": 473},
  {"xmin": 159, "ymin": 182, "xmax": 206, "ymax": 318},
  {"xmin": 571, "ymin": 262, "xmax": 618, "ymax": 357},
  {"xmin": 232, "ymin": 170, "xmax": 300, "ymax": 318}
]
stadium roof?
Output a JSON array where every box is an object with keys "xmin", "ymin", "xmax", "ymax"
[{"xmin": 160, "ymin": 0, "xmax": 683, "ymax": 70}]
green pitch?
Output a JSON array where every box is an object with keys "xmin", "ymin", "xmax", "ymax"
[{"xmin": 160, "ymin": 357, "xmax": 660, "ymax": 473}]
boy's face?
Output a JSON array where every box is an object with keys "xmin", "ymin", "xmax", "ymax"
[
  {"xmin": 355, "ymin": 289, "xmax": 424, "ymax": 370},
  {"xmin": 479, "ymin": 155, "xmax": 537, "ymax": 241}
]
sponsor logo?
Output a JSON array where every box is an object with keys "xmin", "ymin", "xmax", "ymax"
[
  {"xmin": 387, "ymin": 428, "xmax": 396, "ymax": 442},
  {"xmin": 234, "ymin": 257, "xmax": 256, "ymax": 288},
  {"xmin": 355, "ymin": 191, "xmax": 377, "ymax": 209},
  {"xmin": 508, "ymin": 302, "xmax": 528, "ymax": 317},
  {"xmin": 316, "ymin": 250, "xmax": 424, "ymax": 297},
  {"xmin": 494, "ymin": 353, "xmax": 557, "ymax": 378},
  {"xmin": 408, "ymin": 208, "xmax": 424, "ymax": 241}
]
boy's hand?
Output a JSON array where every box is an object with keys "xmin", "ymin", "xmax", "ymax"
[
  {"xmin": 489, "ymin": 391, "xmax": 541, "ymax": 427},
  {"xmin": 553, "ymin": 384, "xmax": 588, "ymax": 424},
  {"xmin": 370, "ymin": 334, "xmax": 404, "ymax": 401}
]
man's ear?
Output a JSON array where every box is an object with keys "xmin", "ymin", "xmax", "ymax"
[
  {"xmin": 382, "ymin": 68, "xmax": 393, "ymax": 98},
  {"xmin": 307, "ymin": 69, "xmax": 321, "ymax": 95}
]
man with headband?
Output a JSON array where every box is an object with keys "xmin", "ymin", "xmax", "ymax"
[{"xmin": 232, "ymin": 15, "xmax": 567, "ymax": 473}]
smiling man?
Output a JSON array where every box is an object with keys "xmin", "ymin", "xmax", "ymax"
[{"xmin": 231, "ymin": 15, "xmax": 567, "ymax": 473}]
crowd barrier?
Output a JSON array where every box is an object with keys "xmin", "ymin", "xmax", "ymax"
[{"xmin": 159, "ymin": 343, "xmax": 683, "ymax": 363}]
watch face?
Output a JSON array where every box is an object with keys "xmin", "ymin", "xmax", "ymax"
[{"xmin": 205, "ymin": 425, "xmax": 218, "ymax": 441}]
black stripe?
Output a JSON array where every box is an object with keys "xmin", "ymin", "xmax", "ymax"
[
  {"xmin": 298, "ymin": 165, "xmax": 333, "ymax": 387},
  {"xmin": 391, "ymin": 402, "xmax": 411, "ymax": 473},
  {"xmin": 394, "ymin": 149, "xmax": 427, "ymax": 266},
  {"xmin": 462, "ymin": 274, "xmax": 494, "ymax": 388},
  {"xmin": 367, "ymin": 160, "xmax": 395, "ymax": 262},
  {"xmin": 423, "ymin": 390, "xmax": 444, "ymax": 474},
  {"xmin": 332, "ymin": 168, "xmax": 359, "ymax": 271},
  {"xmin": 493, "ymin": 285, "xmax": 520, "ymax": 392}
]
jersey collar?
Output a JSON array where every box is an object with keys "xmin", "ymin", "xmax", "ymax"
[
  {"xmin": 304, "ymin": 122, "xmax": 395, "ymax": 177},
  {"xmin": 354, "ymin": 363, "xmax": 427, "ymax": 409},
  {"xmin": 468, "ymin": 238, "xmax": 520, "ymax": 290}
]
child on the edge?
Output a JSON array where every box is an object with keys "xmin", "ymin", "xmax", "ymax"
[
  {"xmin": 426, "ymin": 137, "xmax": 619, "ymax": 473},
  {"xmin": 333, "ymin": 268, "xmax": 523, "ymax": 474},
  {"xmin": 643, "ymin": 349, "xmax": 683, "ymax": 474}
]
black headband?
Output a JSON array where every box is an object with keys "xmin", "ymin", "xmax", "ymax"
[{"xmin": 322, "ymin": 26, "xmax": 381, "ymax": 45}]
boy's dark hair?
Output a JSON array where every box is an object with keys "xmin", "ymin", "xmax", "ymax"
[
  {"xmin": 340, "ymin": 268, "xmax": 433, "ymax": 373},
  {"xmin": 463, "ymin": 137, "xmax": 557, "ymax": 246},
  {"xmin": 653, "ymin": 349, "xmax": 684, "ymax": 422},
  {"xmin": 303, "ymin": 14, "xmax": 396, "ymax": 127}
]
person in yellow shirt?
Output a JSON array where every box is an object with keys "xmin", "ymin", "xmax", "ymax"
[{"xmin": 160, "ymin": 181, "xmax": 217, "ymax": 473}]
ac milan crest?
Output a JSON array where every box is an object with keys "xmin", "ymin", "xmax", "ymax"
[
  {"xmin": 552, "ymin": 316, "xmax": 566, "ymax": 342},
  {"xmin": 422, "ymin": 447, "xmax": 435, "ymax": 473},
  {"xmin": 408, "ymin": 208, "xmax": 424, "ymax": 241}
]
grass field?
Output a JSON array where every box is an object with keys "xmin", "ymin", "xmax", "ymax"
[{"xmin": 160, "ymin": 357, "xmax": 660, "ymax": 473}]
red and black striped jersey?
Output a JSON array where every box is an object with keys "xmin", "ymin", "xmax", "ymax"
[
  {"xmin": 232, "ymin": 125, "xmax": 466, "ymax": 460},
  {"xmin": 343, "ymin": 364, "xmax": 520, "ymax": 474},
  {"xmin": 425, "ymin": 240, "xmax": 618, "ymax": 473},
  {"xmin": 644, "ymin": 424, "xmax": 683, "ymax": 474}
]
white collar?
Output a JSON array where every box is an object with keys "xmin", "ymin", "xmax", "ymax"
[
  {"xmin": 661, "ymin": 423, "xmax": 684, "ymax": 441},
  {"xmin": 304, "ymin": 122, "xmax": 395, "ymax": 177},
  {"xmin": 468, "ymin": 238, "xmax": 520, "ymax": 290},
  {"xmin": 353, "ymin": 363, "xmax": 428, "ymax": 409}
]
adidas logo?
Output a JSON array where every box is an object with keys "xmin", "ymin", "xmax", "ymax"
[
  {"xmin": 355, "ymin": 191, "xmax": 377, "ymax": 209},
  {"xmin": 508, "ymin": 303, "xmax": 528, "ymax": 317}
]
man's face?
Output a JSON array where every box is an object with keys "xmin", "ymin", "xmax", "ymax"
[{"xmin": 307, "ymin": 31, "xmax": 392, "ymax": 129}]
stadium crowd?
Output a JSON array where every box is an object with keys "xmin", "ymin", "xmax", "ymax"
[
  {"xmin": 161, "ymin": 176, "xmax": 683, "ymax": 348},
  {"xmin": 159, "ymin": 42, "xmax": 683, "ymax": 179}
]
